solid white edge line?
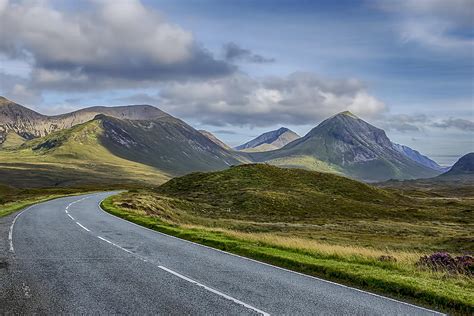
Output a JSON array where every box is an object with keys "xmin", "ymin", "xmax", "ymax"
[
  {"xmin": 8, "ymin": 194, "xmax": 97, "ymax": 254},
  {"xmin": 8, "ymin": 206, "xmax": 33, "ymax": 253},
  {"xmin": 76, "ymin": 222, "xmax": 90, "ymax": 232},
  {"xmin": 67, "ymin": 213, "xmax": 75, "ymax": 220},
  {"xmin": 97, "ymin": 194, "xmax": 445, "ymax": 316},
  {"xmin": 158, "ymin": 265, "xmax": 270, "ymax": 316}
]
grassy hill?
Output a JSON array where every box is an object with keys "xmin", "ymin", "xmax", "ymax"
[{"xmin": 113, "ymin": 164, "xmax": 472, "ymax": 252}]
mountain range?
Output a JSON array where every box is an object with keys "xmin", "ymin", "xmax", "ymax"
[
  {"xmin": 0, "ymin": 97, "xmax": 459, "ymax": 186},
  {"xmin": 247, "ymin": 111, "xmax": 442, "ymax": 181}
]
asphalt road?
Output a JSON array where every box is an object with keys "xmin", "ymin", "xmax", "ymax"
[{"xmin": 1, "ymin": 192, "xmax": 444, "ymax": 315}]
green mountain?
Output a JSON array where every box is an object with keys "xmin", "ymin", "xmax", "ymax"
[
  {"xmin": 250, "ymin": 111, "xmax": 441, "ymax": 181},
  {"xmin": 0, "ymin": 96, "xmax": 169, "ymax": 144},
  {"xmin": 0, "ymin": 113, "xmax": 248, "ymax": 187}
]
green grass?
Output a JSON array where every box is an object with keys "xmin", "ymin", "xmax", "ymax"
[
  {"xmin": 101, "ymin": 194, "xmax": 474, "ymax": 314},
  {"xmin": 131, "ymin": 164, "xmax": 472, "ymax": 253},
  {"xmin": 0, "ymin": 184, "xmax": 98, "ymax": 218}
]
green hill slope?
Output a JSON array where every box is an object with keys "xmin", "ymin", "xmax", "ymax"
[
  {"xmin": 0, "ymin": 114, "xmax": 249, "ymax": 188},
  {"xmin": 0, "ymin": 118, "xmax": 169, "ymax": 187},
  {"xmin": 155, "ymin": 163, "xmax": 401, "ymax": 222}
]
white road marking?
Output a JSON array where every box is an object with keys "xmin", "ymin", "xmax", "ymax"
[
  {"xmin": 76, "ymin": 222, "xmax": 90, "ymax": 232},
  {"xmin": 67, "ymin": 213, "xmax": 75, "ymax": 220},
  {"xmin": 97, "ymin": 236, "xmax": 134, "ymax": 254},
  {"xmin": 95, "ymin": 230, "xmax": 268, "ymax": 315},
  {"xmin": 159, "ymin": 265, "xmax": 270, "ymax": 316},
  {"xmin": 97, "ymin": 195, "xmax": 444, "ymax": 315},
  {"xmin": 8, "ymin": 206, "xmax": 33, "ymax": 253},
  {"xmin": 8, "ymin": 194, "xmax": 97, "ymax": 254}
]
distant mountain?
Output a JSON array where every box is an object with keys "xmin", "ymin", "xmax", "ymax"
[
  {"xmin": 250, "ymin": 111, "xmax": 442, "ymax": 181},
  {"xmin": 439, "ymin": 152, "xmax": 474, "ymax": 178},
  {"xmin": 0, "ymin": 98, "xmax": 249, "ymax": 187},
  {"xmin": 392, "ymin": 143, "xmax": 448, "ymax": 172},
  {"xmin": 235, "ymin": 127, "xmax": 300, "ymax": 152},
  {"xmin": 0, "ymin": 96, "xmax": 169, "ymax": 144},
  {"xmin": 198, "ymin": 130, "xmax": 231, "ymax": 150}
]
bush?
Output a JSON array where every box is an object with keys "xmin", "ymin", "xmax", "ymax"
[{"xmin": 417, "ymin": 252, "xmax": 473, "ymax": 276}]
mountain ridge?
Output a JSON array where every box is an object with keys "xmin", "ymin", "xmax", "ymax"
[
  {"xmin": 249, "ymin": 111, "xmax": 441, "ymax": 181},
  {"xmin": 0, "ymin": 96, "xmax": 170, "ymax": 144},
  {"xmin": 235, "ymin": 127, "xmax": 300, "ymax": 152}
]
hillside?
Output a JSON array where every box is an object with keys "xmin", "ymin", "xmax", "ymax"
[
  {"xmin": 0, "ymin": 114, "xmax": 248, "ymax": 187},
  {"xmin": 0, "ymin": 118, "xmax": 169, "ymax": 187},
  {"xmin": 250, "ymin": 112, "xmax": 441, "ymax": 181},
  {"xmin": 113, "ymin": 164, "xmax": 472, "ymax": 252},
  {"xmin": 392, "ymin": 143, "xmax": 447, "ymax": 172},
  {"xmin": 154, "ymin": 164, "xmax": 401, "ymax": 223},
  {"xmin": 235, "ymin": 127, "xmax": 300, "ymax": 152},
  {"xmin": 440, "ymin": 152, "xmax": 474, "ymax": 177},
  {"xmin": 198, "ymin": 130, "xmax": 231, "ymax": 150}
]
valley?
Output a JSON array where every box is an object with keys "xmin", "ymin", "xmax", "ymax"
[{"xmin": 1, "ymin": 96, "xmax": 472, "ymax": 314}]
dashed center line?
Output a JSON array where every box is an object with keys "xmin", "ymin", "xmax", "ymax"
[
  {"xmin": 76, "ymin": 222, "xmax": 90, "ymax": 232},
  {"xmin": 158, "ymin": 265, "xmax": 270, "ymax": 316},
  {"xmin": 14, "ymin": 193, "xmax": 269, "ymax": 315},
  {"xmin": 95, "ymin": 235, "xmax": 268, "ymax": 315},
  {"xmin": 97, "ymin": 236, "xmax": 134, "ymax": 254}
]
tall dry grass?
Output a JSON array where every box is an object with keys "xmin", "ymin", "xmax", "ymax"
[{"xmin": 181, "ymin": 224, "xmax": 423, "ymax": 265}]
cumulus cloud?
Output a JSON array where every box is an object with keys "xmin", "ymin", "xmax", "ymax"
[
  {"xmin": 432, "ymin": 118, "xmax": 474, "ymax": 131},
  {"xmin": 0, "ymin": 0, "xmax": 234, "ymax": 90},
  {"xmin": 157, "ymin": 72, "xmax": 386, "ymax": 127},
  {"xmin": 375, "ymin": 0, "xmax": 474, "ymax": 51},
  {"xmin": 223, "ymin": 42, "xmax": 275, "ymax": 63}
]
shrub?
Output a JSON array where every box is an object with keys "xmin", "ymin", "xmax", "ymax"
[{"xmin": 417, "ymin": 252, "xmax": 473, "ymax": 276}]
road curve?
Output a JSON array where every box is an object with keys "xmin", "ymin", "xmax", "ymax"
[{"xmin": 1, "ymin": 192, "xmax": 443, "ymax": 315}]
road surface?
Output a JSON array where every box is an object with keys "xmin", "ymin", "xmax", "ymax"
[{"xmin": 0, "ymin": 192, "xmax": 443, "ymax": 315}]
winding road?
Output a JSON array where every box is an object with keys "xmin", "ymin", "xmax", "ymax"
[{"xmin": 1, "ymin": 192, "xmax": 443, "ymax": 315}]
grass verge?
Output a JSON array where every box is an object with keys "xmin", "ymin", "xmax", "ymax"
[
  {"xmin": 0, "ymin": 186, "xmax": 102, "ymax": 218},
  {"xmin": 101, "ymin": 194, "xmax": 473, "ymax": 315}
]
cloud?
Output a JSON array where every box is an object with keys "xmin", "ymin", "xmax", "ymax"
[
  {"xmin": 0, "ymin": 72, "xmax": 42, "ymax": 106},
  {"xmin": 379, "ymin": 113, "xmax": 428, "ymax": 132},
  {"xmin": 158, "ymin": 72, "xmax": 386, "ymax": 127},
  {"xmin": 432, "ymin": 118, "xmax": 474, "ymax": 131},
  {"xmin": 113, "ymin": 93, "xmax": 161, "ymax": 105},
  {"xmin": 213, "ymin": 130, "xmax": 238, "ymax": 135},
  {"xmin": 375, "ymin": 0, "xmax": 474, "ymax": 51},
  {"xmin": 379, "ymin": 113, "xmax": 474, "ymax": 133},
  {"xmin": 0, "ymin": 0, "xmax": 234, "ymax": 91},
  {"xmin": 223, "ymin": 42, "xmax": 275, "ymax": 63}
]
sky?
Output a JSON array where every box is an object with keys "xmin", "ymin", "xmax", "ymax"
[{"xmin": 0, "ymin": 0, "xmax": 473, "ymax": 165}]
